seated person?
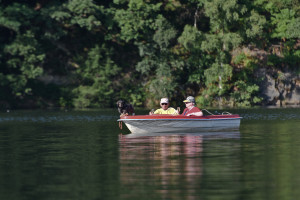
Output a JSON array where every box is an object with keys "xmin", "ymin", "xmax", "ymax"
[
  {"xmin": 181, "ymin": 96, "xmax": 203, "ymax": 116},
  {"xmin": 149, "ymin": 98, "xmax": 179, "ymax": 115}
]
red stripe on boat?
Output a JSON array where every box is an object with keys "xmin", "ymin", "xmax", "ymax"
[{"xmin": 120, "ymin": 114, "xmax": 241, "ymax": 120}]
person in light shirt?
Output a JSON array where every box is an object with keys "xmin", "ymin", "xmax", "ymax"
[
  {"xmin": 149, "ymin": 98, "xmax": 179, "ymax": 115},
  {"xmin": 181, "ymin": 96, "xmax": 203, "ymax": 116}
]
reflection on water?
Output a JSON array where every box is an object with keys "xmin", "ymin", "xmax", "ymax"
[
  {"xmin": 119, "ymin": 135, "xmax": 204, "ymax": 199},
  {"xmin": 119, "ymin": 131, "xmax": 240, "ymax": 199},
  {"xmin": 124, "ymin": 131, "xmax": 241, "ymax": 139},
  {"xmin": 1, "ymin": 108, "xmax": 300, "ymax": 200}
]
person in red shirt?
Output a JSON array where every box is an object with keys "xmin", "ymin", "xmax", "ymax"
[{"xmin": 181, "ymin": 96, "xmax": 203, "ymax": 116}]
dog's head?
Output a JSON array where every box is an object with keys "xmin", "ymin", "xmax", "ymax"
[{"xmin": 116, "ymin": 100, "xmax": 125, "ymax": 108}]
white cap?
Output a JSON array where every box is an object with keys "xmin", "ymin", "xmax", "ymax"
[{"xmin": 160, "ymin": 98, "xmax": 169, "ymax": 104}]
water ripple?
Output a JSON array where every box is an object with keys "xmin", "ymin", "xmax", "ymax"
[
  {"xmin": 0, "ymin": 115, "xmax": 118, "ymax": 122},
  {"xmin": 240, "ymin": 113, "xmax": 300, "ymax": 120},
  {"xmin": 1, "ymin": 108, "xmax": 300, "ymax": 122}
]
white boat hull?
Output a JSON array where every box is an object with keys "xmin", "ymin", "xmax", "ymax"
[{"xmin": 118, "ymin": 115, "xmax": 241, "ymax": 134}]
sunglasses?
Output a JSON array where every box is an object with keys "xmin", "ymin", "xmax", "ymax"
[
  {"xmin": 161, "ymin": 103, "xmax": 168, "ymax": 105},
  {"xmin": 185, "ymin": 102, "xmax": 191, "ymax": 104}
]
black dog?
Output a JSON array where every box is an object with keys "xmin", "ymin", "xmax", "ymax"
[{"xmin": 116, "ymin": 100, "xmax": 135, "ymax": 116}]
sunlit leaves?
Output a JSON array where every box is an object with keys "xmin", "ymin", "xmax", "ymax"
[
  {"xmin": 203, "ymin": 0, "xmax": 247, "ymax": 32},
  {"xmin": 114, "ymin": 0, "xmax": 162, "ymax": 41},
  {"xmin": 231, "ymin": 80, "xmax": 262, "ymax": 107},
  {"xmin": 286, "ymin": 17, "xmax": 300, "ymax": 39},
  {"xmin": 245, "ymin": 10, "xmax": 267, "ymax": 39},
  {"xmin": 153, "ymin": 16, "xmax": 177, "ymax": 50},
  {"xmin": 51, "ymin": 0, "xmax": 102, "ymax": 31},
  {"xmin": 271, "ymin": 8, "xmax": 296, "ymax": 40},
  {"xmin": 178, "ymin": 25, "xmax": 203, "ymax": 51}
]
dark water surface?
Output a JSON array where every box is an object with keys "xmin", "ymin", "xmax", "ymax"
[{"xmin": 0, "ymin": 108, "xmax": 300, "ymax": 200}]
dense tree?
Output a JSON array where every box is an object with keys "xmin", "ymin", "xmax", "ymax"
[{"xmin": 0, "ymin": 0, "xmax": 299, "ymax": 109}]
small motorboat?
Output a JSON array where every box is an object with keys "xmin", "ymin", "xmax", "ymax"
[{"xmin": 118, "ymin": 112, "xmax": 242, "ymax": 134}]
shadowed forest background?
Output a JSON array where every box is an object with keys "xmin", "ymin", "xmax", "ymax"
[{"xmin": 0, "ymin": 0, "xmax": 299, "ymax": 109}]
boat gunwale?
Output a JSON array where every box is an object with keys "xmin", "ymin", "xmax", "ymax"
[
  {"xmin": 118, "ymin": 114, "xmax": 242, "ymax": 121},
  {"xmin": 118, "ymin": 118, "xmax": 242, "ymax": 121}
]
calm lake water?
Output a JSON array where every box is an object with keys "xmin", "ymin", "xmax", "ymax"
[{"xmin": 0, "ymin": 108, "xmax": 300, "ymax": 200}]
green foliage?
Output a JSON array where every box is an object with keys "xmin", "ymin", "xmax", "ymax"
[
  {"xmin": 135, "ymin": 41, "xmax": 179, "ymax": 105},
  {"xmin": 231, "ymin": 80, "xmax": 262, "ymax": 107},
  {"xmin": 0, "ymin": 3, "xmax": 36, "ymax": 32},
  {"xmin": 254, "ymin": 0, "xmax": 300, "ymax": 40},
  {"xmin": 177, "ymin": 25, "xmax": 207, "ymax": 85},
  {"xmin": 0, "ymin": 0, "xmax": 299, "ymax": 109},
  {"xmin": 244, "ymin": 10, "xmax": 267, "ymax": 39},
  {"xmin": 133, "ymin": 10, "xmax": 181, "ymax": 106},
  {"xmin": 196, "ymin": 94, "xmax": 212, "ymax": 108},
  {"xmin": 51, "ymin": 0, "xmax": 103, "ymax": 31},
  {"xmin": 232, "ymin": 52, "xmax": 259, "ymax": 81},
  {"xmin": 233, "ymin": 53, "xmax": 247, "ymax": 65},
  {"xmin": 153, "ymin": 16, "xmax": 177, "ymax": 50},
  {"xmin": 271, "ymin": 8, "xmax": 296, "ymax": 39},
  {"xmin": 203, "ymin": 0, "xmax": 247, "ymax": 32},
  {"xmin": 204, "ymin": 63, "xmax": 233, "ymax": 95},
  {"xmin": 129, "ymin": 90, "xmax": 144, "ymax": 106},
  {"xmin": 178, "ymin": 25, "xmax": 203, "ymax": 51},
  {"xmin": 114, "ymin": 0, "xmax": 162, "ymax": 41},
  {"xmin": 72, "ymin": 45, "xmax": 120, "ymax": 108},
  {"xmin": 2, "ymin": 30, "xmax": 44, "ymax": 98},
  {"xmin": 204, "ymin": 63, "xmax": 232, "ymax": 85},
  {"xmin": 286, "ymin": 17, "xmax": 300, "ymax": 39},
  {"xmin": 268, "ymin": 47, "xmax": 300, "ymax": 69},
  {"xmin": 0, "ymin": 12, "xmax": 21, "ymax": 32},
  {"xmin": 221, "ymin": 33, "xmax": 243, "ymax": 51},
  {"xmin": 146, "ymin": 76, "xmax": 177, "ymax": 100},
  {"xmin": 254, "ymin": 0, "xmax": 300, "ymax": 13},
  {"xmin": 201, "ymin": 34, "xmax": 221, "ymax": 53}
]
